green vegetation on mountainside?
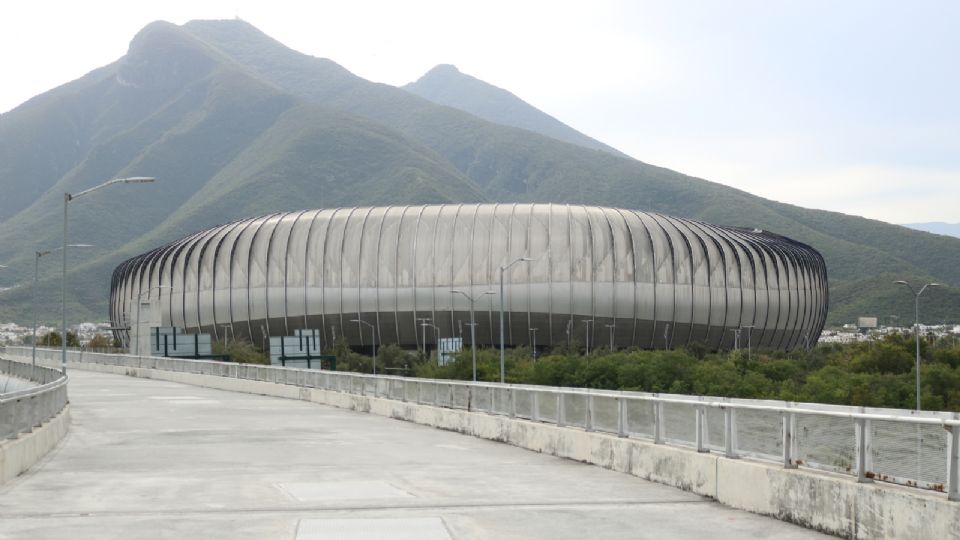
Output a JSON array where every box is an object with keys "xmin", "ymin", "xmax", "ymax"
[
  {"xmin": 0, "ymin": 18, "xmax": 958, "ymax": 327},
  {"xmin": 403, "ymin": 64, "xmax": 624, "ymax": 156}
]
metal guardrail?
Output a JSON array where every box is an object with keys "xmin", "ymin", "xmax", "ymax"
[
  {"xmin": 12, "ymin": 346, "xmax": 960, "ymax": 501},
  {"xmin": 0, "ymin": 357, "xmax": 69, "ymax": 440}
]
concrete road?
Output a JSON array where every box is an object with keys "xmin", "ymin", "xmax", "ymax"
[{"xmin": 0, "ymin": 370, "xmax": 831, "ymax": 539}]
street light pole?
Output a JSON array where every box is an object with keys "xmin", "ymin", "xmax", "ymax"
[
  {"xmin": 530, "ymin": 328, "xmax": 538, "ymax": 361},
  {"xmin": 499, "ymin": 256, "xmax": 533, "ymax": 383},
  {"xmin": 62, "ymin": 176, "xmax": 155, "ymax": 374},
  {"xmin": 727, "ymin": 328, "xmax": 741, "ymax": 350},
  {"xmin": 895, "ymin": 280, "xmax": 940, "ymax": 410},
  {"xmin": 452, "ymin": 289, "xmax": 494, "ymax": 382},
  {"xmin": 742, "ymin": 326, "xmax": 755, "ymax": 362},
  {"xmin": 34, "ymin": 244, "xmax": 92, "ymax": 367},
  {"xmin": 350, "ymin": 319, "xmax": 376, "ymax": 375},
  {"xmin": 605, "ymin": 323, "xmax": 615, "ymax": 351},
  {"xmin": 582, "ymin": 319, "xmax": 594, "ymax": 354},
  {"xmin": 417, "ymin": 317, "xmax": 431, "ymax": 357}
]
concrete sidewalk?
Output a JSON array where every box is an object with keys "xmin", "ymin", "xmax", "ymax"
[{"xmin": 0, "ymin": 370, "xmax": 830, "ymax": 539}]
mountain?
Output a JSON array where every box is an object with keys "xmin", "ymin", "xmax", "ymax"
[
  {"xmin": 903, "ymin": 222, "xmax": 960, "ymax": 239},
  {"xmin": 0, "ymin": 19, "xmax": 958, "ymax": 329},
  {"xmin": 403, "ymin": 64, "xmax": 624, "ymax": 156}
]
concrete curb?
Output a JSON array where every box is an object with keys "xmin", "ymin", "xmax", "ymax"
[
  {"xmin": 60, "ymin": 361, "xmax": 960, "ymax": 539},
  {"xmin": 0, "ymin": 405, "xmax": 71, "ymax": 485}
]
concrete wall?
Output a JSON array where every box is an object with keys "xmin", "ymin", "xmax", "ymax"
[
  {"xmin": 55, "ymin": 359, "xmax": 959, "ymax": 540},
  {"xmin": 1, "ymin": 406, "xmax": 70, "ymax": 485}
]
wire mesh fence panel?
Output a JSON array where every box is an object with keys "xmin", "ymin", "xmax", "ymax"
[
  {"xmin": 420, "ymin": 382, "xmax": 437, "ymax": 405},
  {"xmin": 735, "ymin": 409, "xmax": 783, "ymax": 460},
  {"xmin": 452, "ymin": 385, "xmax": 470, "ymax": 409},
  {"xmin": 387, "ymin": 379, "xmax": 402, "ymax": 400},
  {"xmin": 435, "ymin": 383, "xmax": 453, "ymax": 408},
  {"xmin": 705, "ymin": 407, "xmax": 726, "ymax": 451},
  {"xmin": 536, "ymin": 392, "xmax": 558, "ymax": 423},
  {"xmin": 795, "ymin": 414, "xmax": 855, "ymax": 474},
  {"xmin": 869, "ymin": 420, "xmax": 948, "ymax": 489},
  {"xmin": 375, "ymin": 377, "xmax": 390, "ymax": 396},
  {"xmin": 403, "ymin": 381, "xmax": 418, "ymax": 402},
  {"xmin": 625, "ymin": 400, "xmax": 656, "ymax": 438},
  {"xmin": 662, "ymin": 402, "xmax": 697, "ymax": 447},
  {"xmin": 514, "ymin": 389, "xmax": 533, "ymax": 419},
  {"xmin": 472, "ymin": 386, "xmax": 492, "ymax": 412},
  {"xmin": 350, "ymin": 376, "xmax": 364, "ymax": 395},
  {"xmin": 493, "ymin": 388, "xmax": 512, "ymax": 415},
  {"xmin": 563, "ymin": 393, "xmax": 588, "ymax": 428},
  {"xmin": 591, "ymin": 395, "xmax": 619, "ymax": 433}
]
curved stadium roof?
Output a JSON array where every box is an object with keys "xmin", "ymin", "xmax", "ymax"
[{"xmin": 111, "ymin": 204, "xmax": 828, "ymax": 352}]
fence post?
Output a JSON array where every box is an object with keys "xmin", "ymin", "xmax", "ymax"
[
  {"xmin": 654, "ymin": 401, "xmax": 664, "ymax": 444},
  {"xmin": 696, "ymin": 406, "xmax": 707, "ymax": 453},
  {"xmin": 585, "ymin": 394, "xmax": 594, "ymax": 432},
  {"xmin": 855, "ymin": 418, "xmax": 872, "ymax": 483},
  {"xmin": 783, "ymin": 412, "xmax": 797, "ymax": 469},
  {"xmin": 947, "ymin": 425, "xmax": 959, "ymax": 501},
  {"xmin": 617, "ymin": 397, "xmax": 627, "ymax": 438},
  {"xmin": 724, "ymin": 407, "xmax": 738, "ymax": 458},
  {"xmin": 558, "ymin": 393, "xmax": 566, "ymax": 427}
]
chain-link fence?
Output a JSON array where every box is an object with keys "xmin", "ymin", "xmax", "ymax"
[{"xmin": 7, "ymin": 346, "xmax": 960, "ymax": 501}]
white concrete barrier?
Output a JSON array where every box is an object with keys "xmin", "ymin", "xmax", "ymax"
[
  {"xmin": 0, "ymin": 406, "xmax": 71, "ymax": 485},
  {"xmin": 53, "ymin": 359, "xmax": 960, "ymax": 540}
]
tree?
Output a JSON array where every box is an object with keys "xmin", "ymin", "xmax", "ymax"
[
  {"xmin": 87, "ymin": 334, "xmax": 113, "ymax": 348},
  {"xmin": 39, "ymin": 331, "xmax": 79, "ymax": 347}
]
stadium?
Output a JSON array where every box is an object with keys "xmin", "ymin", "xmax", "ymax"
[{"xmin": 110, "ymin": 204, "xmax": 828, "ymax": 352}]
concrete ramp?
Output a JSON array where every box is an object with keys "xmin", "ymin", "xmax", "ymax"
[{"xmin": 0, "ymin": 370, "xmax": 828, "ymax": 539}]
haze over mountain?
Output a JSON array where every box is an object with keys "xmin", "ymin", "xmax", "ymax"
[
  {"xmin": 903, "ymin": 222, "xmax": 960, "ymax": 239},
  {"xmin": 0, "ymin": 19, "xmax": 957, "ymax": 329}
]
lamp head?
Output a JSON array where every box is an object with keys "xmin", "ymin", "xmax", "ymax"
[{"xmin": 122, "ymin": 177, "xmax": 156, "ymax": 184}]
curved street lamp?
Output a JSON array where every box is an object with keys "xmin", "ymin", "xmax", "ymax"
[
  {"xmin": 499, "ymin": 256, "xmax": 533, "ymax": 383},
  {"xmin": 451, "ymin": 289, "xmax": 494, "ymax": 381},
  {"xmin": 34, "ymin": 244, "xmax": 93, "ymax": 366},
  {"xmin": 350, "ymin": 319, "xmax": 376, "ymax": 375},
  {"xmin": 61, "ymin": 176, "xmax": 155, "ymax": 373},
  {"xmin": 894, "ymin": 280, "xmax": 940, "ymax": 410}
]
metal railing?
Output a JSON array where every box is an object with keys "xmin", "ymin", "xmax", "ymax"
[
  {"xmin": 0, "ymin": 357, "xmax": 69, "ymax": 440},
  {"xmin": 10, "ymin": 346, "xmax": 960, "ymax": 501}
]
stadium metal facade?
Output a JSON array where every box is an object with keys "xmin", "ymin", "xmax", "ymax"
[{"xmin": 110, "ymin": 204, "xmax": 828, "ymax": 352}]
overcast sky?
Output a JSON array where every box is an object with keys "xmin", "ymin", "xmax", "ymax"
[{"xmin": 2, "ymin": 1, "xmax": 957, "ymax": 224}]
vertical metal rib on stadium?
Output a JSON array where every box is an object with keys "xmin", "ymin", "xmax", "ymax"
[{"xmin": 110, "ymin": 204, "xmax": 828, "ymax": 352}]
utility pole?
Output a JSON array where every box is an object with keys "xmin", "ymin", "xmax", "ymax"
[
  {"xmin": 895, "ymin": 280, "xmax": 940, "ymax": 410},
  {"xmin": 582, "ymin": 319, "xmax": 594, "ymax": 354},
  {"xmin": 605, "ymin": 323, "xmax": 616, "ymax": 351},
  {"xmin": 530, "ymin": 328, "xmax": 538, "ymax": 361},
  {"xmin": 417, "ymin": 318, "xmax": 432, "ymax": 357}
]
